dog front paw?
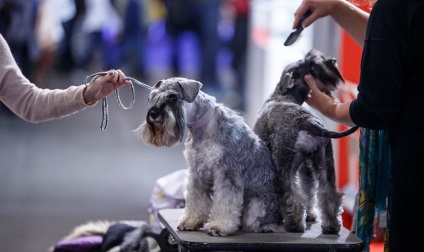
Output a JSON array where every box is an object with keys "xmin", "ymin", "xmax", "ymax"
[
  {"xmin": 207, "ymin": 225, "xmax": 228, "ymax": 236},
  {"xmin": 205, "ymin": 220, "xmax": 239, "ymax": 236},
  {"xmin": 177, "ymin": 220, "xmax": 204, "ymax": 231}
]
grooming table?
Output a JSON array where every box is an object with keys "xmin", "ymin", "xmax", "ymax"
[{"xmin": 158, "ymin": 209, "xmax": 364, "ymax": 252}]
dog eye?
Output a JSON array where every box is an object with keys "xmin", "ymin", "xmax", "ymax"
[{"xmin": 168, "ymin": 94, "xmax": 178, "ymax": 103}]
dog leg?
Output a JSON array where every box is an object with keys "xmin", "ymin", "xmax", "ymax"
[
  {"xmin": 242, "ymin": 197, "xmax": 265, "ymax": 232},
  {"xmin": 279, "ymin": 160, "xmax": 307, "ymax": 233},
  {"xmin": 178, "ymin": 173, "xmax": 212, "ymax": 231},
  {"xmin": 298, "ymin": 163, "xmax": 319, "ymax": 223},
  {"xmin": 242, "ymin": 196, "xmax": 284, "ymax": 233},
  {"xmin": 317, "ymin": 184, "xmax": 343, "ymax": 234},
  {"xmin": 316, "ymin": 143, "xmax": 344, "ymax": 234},
  {"xmin": 206, "ymin": 172, "xmax": 243, "ymax": 236},
  {"xmin": 297, "ymin": 135, "xmax": 328, "ymax": 223}
]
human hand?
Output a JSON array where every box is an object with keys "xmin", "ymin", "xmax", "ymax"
[
  {"xmin": 304, "ymin": 74, "xmax": 339, "ymax": 113},
  {"xmin": 293, "ymin": 0, "xmax": 368, "ymax": 47},
  {"xmin": 293, "ymin": 0, "xmax": 340, "ymax": 29},
  {"xmin": 83, "ymin": 69, "xmax": 131, "ymax": 105},
  {"xmin": 305, "ymin": 74, "xmax": 355, "ymax": 126}
]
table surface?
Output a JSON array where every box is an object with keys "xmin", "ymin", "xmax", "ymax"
[{"xmin": 158, "ymin": 208, "xmax": 364, "ymax": 252}]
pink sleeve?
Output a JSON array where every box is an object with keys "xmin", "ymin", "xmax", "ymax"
[{"xmin": 0, "ymin": 34, "xmax": 89, "ymax": 123}]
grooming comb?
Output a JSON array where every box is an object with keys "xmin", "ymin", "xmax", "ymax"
[{"xmin": 284, "ymin": 10, "xmax": 312, "ymax": 46}]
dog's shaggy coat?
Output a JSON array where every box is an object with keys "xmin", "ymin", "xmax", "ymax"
[
  {"xmin": 253, "ymin": 49, "xmax": 358, "ymax": 234},
  {"xmin": 137, "ymin": 77, "xmax": 282, "ymax": 236}
]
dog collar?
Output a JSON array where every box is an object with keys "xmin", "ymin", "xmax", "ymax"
[{"xmin": 187, "ymin": 106, "xmax": 216, "ymax": 129}]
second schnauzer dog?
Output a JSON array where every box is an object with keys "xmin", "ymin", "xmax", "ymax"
[
  {"xmin": 137, "ymin": 77, "xmax": 282, "ymax": 236},
  {"xmin": 253, "ymin": 49, "xmax": 358, "ymax": 235}
]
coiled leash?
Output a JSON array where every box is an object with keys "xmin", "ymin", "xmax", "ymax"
[{"xmin": 84, "ymin": 71, "xmax": 153, "ymax": 131}]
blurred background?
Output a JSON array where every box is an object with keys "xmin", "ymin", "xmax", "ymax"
[{"xmin": 0, "ymin": 0, "xmax": 365, "ymax": 251}]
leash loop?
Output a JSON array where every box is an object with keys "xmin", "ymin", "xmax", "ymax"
[{"xmin": 84, "ymin": 72, "xmax": 153, "ymax": 131}]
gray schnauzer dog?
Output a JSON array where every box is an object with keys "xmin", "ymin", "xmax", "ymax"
[
  {"xmin": 253, "ymin": 49, "xmax": 358, "ymax": 235},
  {"xmin": 136, "ymin": 77, "xmax": 282, "ymax": 236}
]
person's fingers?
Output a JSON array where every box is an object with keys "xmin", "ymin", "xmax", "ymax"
[
  {"xmin": 293, "ymin": 5, "xmax": 308, "ymax": 29},
  {"xmin": 304, "ymin": 75, "xmax": 320, "ymax": 92},
  {"xmin": 109, "ymin": 69, "xmax": 119, "ymax": 82},
  {"xmin": 116, "ymin": 69, "xmax": 124, "ymax": 76},
  {"xmin": 109, "ymin": 69, "xmax": 129, "ymax": 83},
  {"xmin": 116, "ymin": 69, "xmax": 129, "ymax": 83},
  {"xmin": 93, "ymin": 70, "xmax": 130, "ymax": 92},
  {"xmin": 293, "ymin": 1, "xmax": 315, "ymax": 29},
  {"xmin": 301, "ymin": 11, "xmax": 315, "ymax": 28},
  {"xmin": 103, "ymin": 69, "xmax": 117, "ymax": 82},
  {"xmin": 98, "ymin": 70, "xmax": 114, "ymax": 84}
]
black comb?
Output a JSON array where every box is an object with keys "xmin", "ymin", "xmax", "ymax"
[{"xmin": 284, "ymin": 10, "xmax": 312, "ymax": 46}]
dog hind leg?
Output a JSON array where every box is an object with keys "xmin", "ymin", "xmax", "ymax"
[
  {"xmin": 316, "ymin": 143, "xmax": 344, "ymax": 234},
  {"xmin": 242, "ymin": 194, "xmax": 283, "ymax": 233},
  {"xmin": 206, "ymin": 175, "xmax": 243, "ymax": 236},
  {"xmin": 280, "ymin": 157, "xmax": 308, "ymax": 233},
  {"xmin": 242, "ymin": 197, "xmax": 267, "ymax": 232},
  {"xmin": 298, "ymin": 163, "xmax": 319, "ymax": 223}
]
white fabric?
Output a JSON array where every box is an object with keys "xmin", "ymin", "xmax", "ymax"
[{"xmin": 148, "ymin": 169, "xmax": 188, "ymax": 233}]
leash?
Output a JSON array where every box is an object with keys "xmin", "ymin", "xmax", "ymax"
[{"xmin": 84, "ymin": 71, "xmax": 153, "ymax": 131}]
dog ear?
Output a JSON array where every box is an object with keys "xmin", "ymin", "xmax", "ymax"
[
  {"xmin": 280, "ymin": 72, "xmax": 295, "ymax": 94},
  {"xmin": 154, "ymin": 80, "xmax": 163, "ymax": 88},
  {"xmin": 286, "ymin": 74, "xmax": 295, "ymax": 89},
  {"xmin": 177, "ymin": 79, "xmax": 202, "ymax": 103},
  {"xmin": 324, "ymin": 58, "xmax": 345, "ymax": 83}
]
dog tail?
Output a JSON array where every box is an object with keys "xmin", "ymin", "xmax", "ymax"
[{"xmin": 304, "ymin": 125, "xmax": 359, "ymax": 138}]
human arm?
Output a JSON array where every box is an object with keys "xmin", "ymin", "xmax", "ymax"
[
  {"xmin": 293, "ymin": 0, "xmax": 369, "ymax": 47},
  {"xmin": 0, "ymin": 34, "xmax": 130, "ymax": 123},
  {"xmin": 304, "ymin": 75, "xmax": 356, "ymax": 127}
]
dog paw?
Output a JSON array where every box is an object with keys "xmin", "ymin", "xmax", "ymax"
[
  {"xmin": 258, "ymin": 223, "xmax": 286, "ymax": 233},
  {"xmin": 306, "ymin": 214, "xmax": 317, "ymax": 222},
  {"xmin": 321, "ymin": 224, "xmax": 341, "ymax": 235},
  {"xmin": 286, "ymin": 226, "xmax": 305, "ymax": 233},
  {"xmin": 177, "ymin": 221, "xmax": 204, "ymax": 231},
  {"xmin": 284, "ymin": 221, "xmax": 305, "ymax": 233},
  {"xmin": 207, "ymin": 226, "xmax": 228, "ymax": 236},
  {"xmin": 177, "ymin": 225, "xmax": 192, "ymax": 231}
]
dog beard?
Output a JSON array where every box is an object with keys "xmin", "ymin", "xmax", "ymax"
[{"xmin": 135, "ymin": 106, "xmax": 184, "ymax": 147}]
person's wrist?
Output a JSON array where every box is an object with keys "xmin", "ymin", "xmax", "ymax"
[{"xmin": 83, "ymin": 85, "xmax": 96, "ymax": 105}]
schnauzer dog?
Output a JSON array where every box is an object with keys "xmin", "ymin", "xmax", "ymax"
[
  {"xmin": 137, "ymin": 77, "xmax": 282, "ymax": 236},
  {"xmin": 253, "ymin": 49, "xmax": 358, "ymax": 235}
]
